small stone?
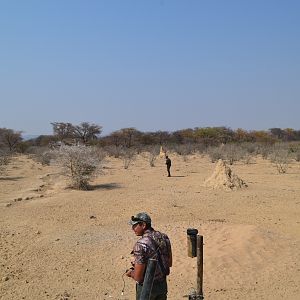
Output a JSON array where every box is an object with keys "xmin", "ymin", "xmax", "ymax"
[
  {"xmin": 5, "ymin": 203, "xmax": 12, "ymax": 207},
  {"xmin": 89, "ymin": 215, "xmax": 96, "ymax": 219},
  {"xmin": 2, "ymin": 276, "xmax": 9, "ymax": 281},
  {"xmin": 36, "ymin": 230, "xmax": 41, "ymax": 235},
  {"xmin": 40, "ymin": 195, "xmax": 44, "ymax": 198}
]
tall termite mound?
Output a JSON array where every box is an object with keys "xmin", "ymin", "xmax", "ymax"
[{"xmin": 204, "ymin": 159, "xmax": 248, "ymax": 191}]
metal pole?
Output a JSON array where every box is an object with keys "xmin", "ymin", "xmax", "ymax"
[
  {"xmin": 140, "ymin": 258, "xmax": 158, "ymax": 300},
  {"xmin": 197, "ymin": 235, "xmax": 204, "ymax": 299}
]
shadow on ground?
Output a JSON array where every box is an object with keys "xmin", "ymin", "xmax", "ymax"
[
  {"xmin": 90, "ymin": 183, "xmax": 122, "ymax": 190},
  {"xmin": 0, "ymin": 176, "xmax": 24, "ymax": 181}
]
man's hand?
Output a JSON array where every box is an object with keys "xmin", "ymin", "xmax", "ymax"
[
  {"xmin": 131, "ymin": 263, "xmax": 146, "ymax": 282},
  {"xmin": 125, "ymin": 267, "xmax": 134, "ymax": 277}
]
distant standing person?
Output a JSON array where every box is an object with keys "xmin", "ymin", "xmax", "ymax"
[{"xmin": 165, "ymin": 156, "xmax": 171, "ymax": 177}]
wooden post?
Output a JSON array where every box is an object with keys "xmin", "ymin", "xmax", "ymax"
[
  {"xmin": 187, "ymin": 228, "xmax": 198, "ymax": 258},
  {"xmin": 140, "ymin": 258, "xmax": 157, "ymax": 300},
  {"xmin": 197, "ymin": 235, "xmax": 204, "ymax": 299}
]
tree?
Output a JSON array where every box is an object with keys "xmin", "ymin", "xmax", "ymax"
[
  {"xmin": 117, "ymin": 128, "xmax": 141, "ymax": 148},
  {"xmin": 107, "ymin": 131, "xmax": 123, "ymax": 147},
  {"xmin": 153, "ymin": 131, "xmax": 171, "ymax": 145},
  {"xmin": 283, "ymin": 128, "xmax": 297, "ymax": 141},
  {"xmin": 0, "ymin": 128, "xmax": 23, "ymax": 152},
  {"xmin": 270, "ymin": 128, "xmax": 297, "ymax": 142},
  {"xmin": 269, "ymin": 128, "xmax": 284, "ymax": 140},
  {"xmin": 72, "ymin": 122, "xmax": 102, "ymax": 144},
  {"xmin": 51, "ymin": 122, "xmax": 102, "ymax": 145},
  {"xmin": 234, "ymin": 128, "xmax": 253, "ymax": 143},
  {"xmin": 33, "ymin": 135, "xmax": 57, "ymax": 147},
  {"xmin": 171, "ymin": 129, "xmax": 195, "ymax": 144},
  {"xmin": 194, "ymin": 127, "xmax": 233, "ymax": 145},
  {"xmin": 138, "ymin": 132, "xmax": 157, "ymax": 145},
  {"xmin": 51, "ymin": 122, "xmax": 74, "ymax": 142},
  {"xmin": 249, "ymin": 130, "xmax": 275, "ymax": 144}
]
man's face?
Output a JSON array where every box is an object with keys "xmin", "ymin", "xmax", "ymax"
[{"xmin": 132, "ymin": 222, "xmax": 146, "ymax": 236}]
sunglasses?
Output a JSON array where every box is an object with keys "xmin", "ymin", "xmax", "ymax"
[{"xmin": 131, "ymin": 216, "xmax": 143, "ymax": 222}]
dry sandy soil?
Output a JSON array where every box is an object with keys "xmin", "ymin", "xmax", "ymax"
[{"xmin": 1, "ymin": 153, "xmax": 300, "ymax": 300}]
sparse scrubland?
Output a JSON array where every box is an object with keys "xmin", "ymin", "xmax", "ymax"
[{"xmin": 1, "ymin": 124, "xmax": 300, "ymax": 299}]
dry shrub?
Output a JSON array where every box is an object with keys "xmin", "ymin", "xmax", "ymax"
[
  {"xmin": 240, "ymin": 142, "xmax": 257, "ymax": 154},
  {"xmin": 258, "ymin": 145, "xmax": 273, "ymax": 159},
  {"xmin": 142, "ymin": 146, "xmax": 160, "ymax": 167},
  {"xmin": 288, "ymin": 143, "xmax": 300, "ymax": 162},
  {"xmin": 269, "ymin": 145, "xmax": 291, "ymax": 174},
  {"xmin": 222, "ymin": 144, "xmax": 246, "ymax": 165},
  {"xmin": 0, "ymin": 150, "xmax": 11, "ymax": 175},
  {"xmin": 173, "ymin": 144, "xmax": 195, "ymax": 156},
  {"xmin": 239, "ymin": 143, "xmax": 258, "ymax": 164},
  {"xmin": 104, "ymin": 145, "xmax": 122, "ymax": 158},
  {"xmin": 27, "ymin": 146, "xmax": 53, "ymax": 165},
  {"xmin": 194, "ymin": 143, "xmax": 207, "ymax": 155},
  {"xmin": 206, "ymin": 146, "xmax": 223, "ymax": 163},
  {"xmin": 50, "ymin": 145, "xmax": 104, "ymax": 190},
  {"xmin": 120, "ymin": 148, "xmax": 136, "ymax": 169},
  {"xmin": 243, "ymin": 153, "xmax": 255, "ymax": 164},
  {"xmin": 207, "ymin": 144, "xmax": 246, "ymax": 164},
  {"xmin": 294, "ymin": 150, "xmax": 300, "ymax": 162}
]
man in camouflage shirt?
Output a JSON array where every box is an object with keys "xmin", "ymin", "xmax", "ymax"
[{"xmin": 126, "ymin": 212, "xmax": 172, "ymax": 300}]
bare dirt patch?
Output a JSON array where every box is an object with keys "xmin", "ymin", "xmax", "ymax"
[{"xmin": 1, "ymin": 154, "xmax": 300, "ymax": 299}]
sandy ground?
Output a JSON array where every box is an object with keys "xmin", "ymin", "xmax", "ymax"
[{"xmin": 0, "ymin": 153, "xmax": 300, "ymax": 300}]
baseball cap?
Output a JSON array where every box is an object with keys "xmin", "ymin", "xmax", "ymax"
[{"xmin": 129, "ymin": 212, "xmax": 151, "ymax": 226}]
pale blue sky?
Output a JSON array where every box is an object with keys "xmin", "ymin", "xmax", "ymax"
[{"xmin": 1, "ymin": 0, "xmax": 299, "ymax": 136}]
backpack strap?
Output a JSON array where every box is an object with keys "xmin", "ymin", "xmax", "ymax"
[{"xmin": 137, "ymin": 237, "xmax": 168, "ymax": 276}]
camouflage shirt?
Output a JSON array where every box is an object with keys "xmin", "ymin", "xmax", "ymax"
[{"xmin": 132, "ymin": 229, "xmax": 172, "ymax": 282}]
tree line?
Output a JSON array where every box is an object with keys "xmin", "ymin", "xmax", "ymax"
[
  {"xmin": 1, "ymin": 123, "xmax": 300, "ymax": 188},
  {"xmin": 1, "ymin": 123, "xmax": 300, "ymax": 153}
]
